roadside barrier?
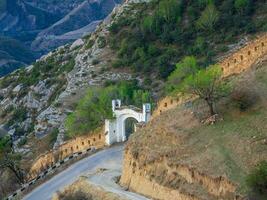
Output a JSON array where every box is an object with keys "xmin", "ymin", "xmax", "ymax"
[{"xmin": 6, "ymin": 147, "xmax": 96, "ymax": 200}]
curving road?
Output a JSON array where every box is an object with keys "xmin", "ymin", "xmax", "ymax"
[{"xmin": 23, "ymin": 145, "xmax": 149, "ymax": 200}]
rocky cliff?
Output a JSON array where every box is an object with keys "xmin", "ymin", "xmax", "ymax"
[{"xmin": 0, "ymin": 0, "xmax": 144, "ymax": 152}]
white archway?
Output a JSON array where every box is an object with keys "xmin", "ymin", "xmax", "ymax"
[{"xmin": 105, "ymin": 100, "xmax": 151, "ymax": 145}]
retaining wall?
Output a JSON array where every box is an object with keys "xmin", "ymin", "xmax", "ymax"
[
  {"xmin": 153, "ymin": 33, "xmax": 267, "ymax": 118},
  {"xmin": 27, "ymin": 128, "xmax": 105, "ymax": 180}
]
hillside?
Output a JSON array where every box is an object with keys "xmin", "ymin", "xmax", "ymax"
[
  {"xmin": 0, "ymin": 0, "xmax": 267, "ymax": 199},
  {"xmin": 0, "ymin": 36, "xmax": 36, "ymax": 76},
  {"xmin": 121, "ymin": 59, "xmax": 267, "ymax": 199},
  {"xmin": 0, "ymin": 0, "xmax": 120, "ymax": 76}
]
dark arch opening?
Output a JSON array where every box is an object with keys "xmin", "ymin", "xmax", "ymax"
[{"xmin": 124, "ymin": 117, "xmax": 138, "ymax": 140}]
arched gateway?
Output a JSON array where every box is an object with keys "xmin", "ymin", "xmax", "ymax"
[{"xmin": 105, "ymin": 99, "xmax": 151, "ymax": 145}]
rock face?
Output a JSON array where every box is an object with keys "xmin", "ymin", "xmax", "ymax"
[{"xmin": 0, "ymin": 0, "xmax": 144, "ymax": 148}]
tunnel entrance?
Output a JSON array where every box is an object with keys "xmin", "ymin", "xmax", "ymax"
[{"xmin": 124, "ymin": 117, "xmax": 138, "ymax": 140}]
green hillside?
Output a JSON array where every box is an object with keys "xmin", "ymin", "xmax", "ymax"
[
  {"xmin": 109, "ymin": 0, "xmax": 267, "ymax": 81},
  {"xmin": 0, "ymin": 36, "xmax": 36, "ymax": 76},
  {"xmin": 0, "ymin": 0, "xmax": 6, "ymax": 14}
]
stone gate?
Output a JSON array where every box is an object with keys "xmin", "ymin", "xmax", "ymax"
[{"xmin": 105, "ymin": 99, "xmax": 151, "ymax": 145}]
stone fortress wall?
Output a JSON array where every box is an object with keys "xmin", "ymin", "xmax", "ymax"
[
  {"xmin": 27, "ymin": 33, "xmax": 267, "ymax": 181},
  {"xmin": 153, "ymin": 33, "xmax": 267, "ymax": 118},
  {"xmin": 28, "ymin": 128, "xmax": 105, "ymax": 179}
]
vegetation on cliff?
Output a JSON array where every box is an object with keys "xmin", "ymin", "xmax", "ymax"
[{"xmin": 109, "ymin": 0, "xmax": 267, "ymax": 81}]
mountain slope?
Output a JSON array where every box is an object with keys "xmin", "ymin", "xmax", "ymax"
[
  {"xmin": 0, "ymin": 0, "xmax": 267, "ymax": 198},
  {"xmin": 0, "ymin": 0, "xmax": 120, "ymax": 75},
  {"xmin": 0, "ymin": 36, "xmax": 36, "ymax": 76},
  {"xmin": 31, "ymin": 0, "xmax": 121, "ymax": 53},
  {"xmin": 121, "ymin": 59, "xmax": 267, "ymax": 199}
]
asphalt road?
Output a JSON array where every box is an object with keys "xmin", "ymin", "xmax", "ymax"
[{"xmin": 23, "ymin": 145, "xmax": 149, "ymax": 200}]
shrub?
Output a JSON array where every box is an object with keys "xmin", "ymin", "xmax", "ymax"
[
  {"xmin": 57, "ymin": 190, "xmax": 92, "ymax": 200},
  {"xmin": 111, "ymin": 59, "xmax": 124, "ymax": 68},
  {"xmin": 12, "ymin": 107, "xmax": 27, "ymax": 123},
  {"xmin": 196, "ymin": 4, "xmax": 220, "ymax": 31},
  {"xmin": 246, "ymin": 161, "xmax": 267, "ymax": 196},
  {"xmin": 92, "ymin": 59, "xmax": 100, "ymax": 65},
  {"xmin": 49, "ymin": 129, "xmax": 59, "ymax": 148},
  {"xmin": 62, "ymin": 58, "xmax": 75, "ymax": 73},
  {"xmin": 17, "ymin": 137, "xmax": 27, "ymax": 147},
  {"xmin": 231, "ymin": 88, "xmax": 258, "ymax": 111},
  {"xmin": 85, "ymin": 39, "xmax": 94, "ymax": 49},
  {"xmin": 97, "ymin": 36, "xmax": 106, "ymax": 48},
  {"xmin": 234, "ymin": 0, "xmax": 249, "ymax": 12}
]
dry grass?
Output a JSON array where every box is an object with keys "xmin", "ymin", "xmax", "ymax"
[
  {"xmin": 53, "ymin": 178, "xmax": 128, "ymax": 200},
  {"xmin": 127, "ymin": 60, "xmax": 267, "ymax": 195}
]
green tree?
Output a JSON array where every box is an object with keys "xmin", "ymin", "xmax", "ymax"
[
  {"xmin": 234, "ymin": 0, "xmax": 249, "ymax": 13},
  {"xmin": 178, "ymin": 64, "xmax": 227, "ymax": 116},
  {"xmin": 246, "ymin": 161, "xmax": 267, "ymax": 197},
  {"xmin": 197, "ymin": 4, "xmax": 220, "ymax": 31},
  {"xmin": 133, "ymin": 90, "xmax": 152, "ymax": 107},
  {"xmin": 158, "ymin": 0, "xmax": 183, "ymax": 24},
  {"xmin": 141, "ymin": 16, "xmax": 153, "ymax": 34},
  {"xmin": 166, "ymin": 56, "xmax": 199, "ymax": 93},
  {"xmin": 65, "ymin": 86, "xmax": 117, "ymax": 137},
  {"xmin": 65, "ymin": 82, "xmax": 152, "ymax": 137},
  {"xmin": 0, "ymin": 136, "xmax": 24, "ymax": 184}
]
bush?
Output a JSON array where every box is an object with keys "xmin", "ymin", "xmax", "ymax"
[
  {"xmin": 246, "ymin": 161, "xmax": 267, "ymax": 197},
  {"xmin": 97, "ymin": 36, "xmax": 106, "ymax": 48},
  {"xmin": 231, "ymin": 88, "xmax": 258, "ymax": 111},
  {"xmin": 12, "ymin": 107, "xmax": 27, "ymax": 123},
  {"xmin": 57, "ymin": 190, "xmax": 92, "ymax": 200},
  {"xmin": 17, "ymin": 137, "xmax": 27, "ymax": 147},
  {"xmin": 49, "ymin": 128, "xmax": 59, "ymax": 148},
  {"xmin": 92, "ymin": 59, "xmax": 100, "ymax": 65},
  {"xmin": 196, "ymin": 4, "xmax": 220, "ymax": 31},
  {"xmin": 85, "ymin": 39, "xmax": 94, "ymax": 49},
  {"xmin": 62, "ymin": 58, "xmax": 75, "ymax": 73},
  {"xmin": 111, "ymin": 59, "xmax": 124, "ymax": 68}
]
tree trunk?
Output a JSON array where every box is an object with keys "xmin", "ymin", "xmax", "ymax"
[
  {"xmin": 206, "ymin": 100, "xmax": 215, "ymax": 116},
  {"xmin": 8, "ymin": 164, "xmax": 24, "ymax": 184}
]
